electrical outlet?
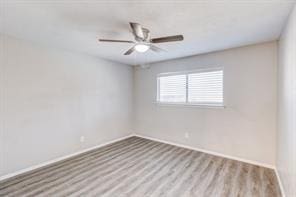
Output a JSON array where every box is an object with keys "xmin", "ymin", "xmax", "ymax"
[
  {"xmin": 80, "ymin": 136, "xmax": 85, "ymax": 143},
  {"xmin": 185, "ymin": 132, "xmax": 189, "ymax": 139}
]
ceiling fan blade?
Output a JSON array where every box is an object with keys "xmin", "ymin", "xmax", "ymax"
[
  {"xmin": 130, "ymin": 22, "xmax": 144, "ymax": 39},
  {"xmin": 150, "ymin": 45, "xmax": 165, "ymax": 52},
  {"xmin": 150, "ymin": 35, "xmax": 184, "ymax": 43},
  {"xmin": 99, "ymin": 39, "xmax": 134, "ymax": 43},
  {"xmin": 124, "ymin": 46, "xmax": 135, "ymax": 55}
]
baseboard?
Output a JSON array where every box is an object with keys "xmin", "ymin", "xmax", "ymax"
[
  {"xmin": 0, "ymin": 134, "xmax": 134, "ymax": 182},
  {"xmin": 275, "ymin": 168, "xmax": 286, "ymax": 197},
  {"xmin": 134, "ymin": 134, "xmax": 275, "ymax": 169},
  {"xmin": 0, "ymin": 133, "xmax": 276, "ymax": 182}
]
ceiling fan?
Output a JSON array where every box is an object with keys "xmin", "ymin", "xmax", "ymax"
[{"xmin": 98, "ymin": 22, "xmax": 184, "ymax": 55}]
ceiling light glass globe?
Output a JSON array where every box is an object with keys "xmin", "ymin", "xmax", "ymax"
[{"xmin": 135, "ymin": 44, "xmax": 150, "ymax": 52}]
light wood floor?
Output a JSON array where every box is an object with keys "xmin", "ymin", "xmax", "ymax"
[{"xmin": 0, "ymin": 137, "xmax": 281, "ymax": 197}]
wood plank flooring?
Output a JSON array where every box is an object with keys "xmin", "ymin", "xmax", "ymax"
[{"xmin": 0, "ymin": 137, "xmax": 281, "ymax": 197}]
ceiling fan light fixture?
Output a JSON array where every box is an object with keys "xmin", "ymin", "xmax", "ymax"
[
  {"xmin": 135, "ymin": 44, "xmax": 150, "ymax": 53},
  {"xmin": 99, "ymin": 22, "xmax": 183, "ymax": 55}
]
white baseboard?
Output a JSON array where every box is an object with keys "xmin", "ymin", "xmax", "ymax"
[
  {"xmin": 134, "ymin": 134, "xmax": 275, "ymax": 169},
  {"xmin": 0, "ymin": 133, "xmax": 277, "ymax": 183},
  {"xmin": 0, "ymin": 134, "xmax": 134, "ymax": 182},
  {"xmin": 275, "ymin": 168, "xmax": 286, "ymax": 197}
]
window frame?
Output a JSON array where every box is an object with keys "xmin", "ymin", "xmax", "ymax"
[{"xmin": 156, "ymin": 67, "xmax": 225, "ymax": 108}]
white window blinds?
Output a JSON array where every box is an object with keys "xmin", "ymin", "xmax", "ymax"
[
  {"xmin": 157, "ymin": 69, "xmax": 223, "ymax": 106},
  {"xmin": 188, "ymin": 70, "xmax": 223, "ymax": 105},
  {"xmin": 158, "ymin": 74, "xmax": 186, "ymax": 103}
]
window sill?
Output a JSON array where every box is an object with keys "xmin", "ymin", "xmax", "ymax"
[{"xmin": 155, "ymin": 102, "xmax": 226, "ymax": 109}]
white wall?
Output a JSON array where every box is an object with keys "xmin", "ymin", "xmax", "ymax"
[
  {"xmin": 134, "ymin": 42, "xmax": 278, "ymax": 166},
  {"xmin": 277, "ymin": 4, "xmax": 296, "ymax": 197},
  {"xmin": 0, "ymin": 34, "xmax": 133, "ymax": 177}
]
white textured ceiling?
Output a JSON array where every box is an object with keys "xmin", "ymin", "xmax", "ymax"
[{"xmin": 1, "ymin": 0, "xmax": 295, "ymax": 65}]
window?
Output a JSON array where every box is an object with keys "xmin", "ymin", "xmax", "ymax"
[
  {"xmin": 188, "ymin": 70, "xmax": 223, "ymax": 105},
  {"xmin": 157, "ymin": 68, "xmax": 224, "ymax": 107},
  {"xmin": 158, "ymin": 74, "xmax": 186, "ymax": 103}
]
